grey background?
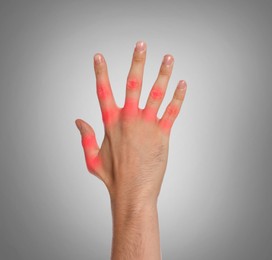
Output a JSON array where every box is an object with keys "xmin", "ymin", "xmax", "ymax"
[{"xmin": 0, "ymin": 0, "xmax": 271, "ymax": 259}]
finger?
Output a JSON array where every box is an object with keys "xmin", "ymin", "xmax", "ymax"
[
  {"xmin": 94, "ymin": 53, "xmax": 118, "ymax": 126},
  {"xmin": 124, "ymin": 41, "xmax": 147, "ymax": 114},
  {"xmin": 75, "ymin": 119, "xmax": 101, "ymax": 174},
  {"xmin": 159, "ymin": 80, "xmax": 187, "ymax": 134},
  {"xmin": 144, "ymin": 54, "xmax": 174, "ymax": 119}
]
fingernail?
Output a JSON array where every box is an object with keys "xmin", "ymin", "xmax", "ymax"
[
  {"xmin": 178, "ymin": 80, "xmax": 187, "ymax": 90},
  {"xmin": 163, "ymin": 55, "xmax": 174, "ymax": 66},
  {"xmin": 75, "ymin": 120, "xmax": 82, "ymax": 132},
  {"xmin": 135, "ymin": 41, "xmax": 146, "ymax": 52},
  {"xmin": 94, "ymin": 53, "xmax": 103, "ymax": 65}
]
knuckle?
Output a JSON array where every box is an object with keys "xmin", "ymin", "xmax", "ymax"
[
  {"xmin": 97, "ymin": 84, "xmax": 110, "ymax": 99},
  {"xmin": 122, "ymin": 99, "xmax": 139, "ymax": 118},
  {"xmin": 150, "ymin": 87, "xmax": 164, "ymax": 100},
  {"xmin": 166, "ymin": 105, "xmax": 179, "ymax": 118},
  {"xmin": 159, "ymin": 118, "xmax": 173, "ymax": 133},
  {"xmin": 133, "ymin": 54, "xmax": 145, "ymax": 63},
  {"xmin": 159, "ymin": 66, "xmax": 171, "ymax": 77},
  {"xmin": 127, "ymin": 78, "xmax": 141, "ymax": 90},
  {"xmin": 86, "ymin": 155, "xmax": 100, "ymax": 174},
  {"xmin": 82, "ymin": 135, "xmax": 96, "ymax": 148},
  {"xmin": 102, "ymin": 107, "xmax": 119, "ymax": 126}
]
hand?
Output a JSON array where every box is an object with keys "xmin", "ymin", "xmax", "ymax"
[
  {"xmin": 75, "ymin": 41, "xmax": 187, "ymax": 259},
  {"xmin": 75, "ymin": 41, "xmax": 187, "ymax": 204}
]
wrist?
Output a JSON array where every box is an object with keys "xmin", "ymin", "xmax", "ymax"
[
  {"xmin": 110, "ymin": 195, "xmax": 158, "ymax": 220},
  {"xmin": 110, "ymin": 188, "xmax": 158, "ymax": 216},
  {"xmin": 108, "ymin": 181, "xmax": 160, "ymax": 208}
]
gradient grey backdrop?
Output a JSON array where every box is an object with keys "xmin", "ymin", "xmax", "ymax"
[{"xmin": 0, "ymin": 0, "xmax": 272, "ymax": 259}]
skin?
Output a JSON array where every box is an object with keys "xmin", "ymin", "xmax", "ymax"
[{"xmin": 75, "ymin": 41, "xmax": 187, "ymax": 260}]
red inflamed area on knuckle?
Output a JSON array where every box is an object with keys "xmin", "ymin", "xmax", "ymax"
[
  {"xmin": 82, "ymin": 135, "xmax": 97, "ymax": 148},
  {"xmin": 167, "ymin": 105, "xmax": 179, "ymax": 117},
  {"xmin": 127, "ymin": 78, "xmax": 140, "ymax": 90},
  {"xmin": 160, "ymin": 119, "xmax": 172, "ymax": 133},
  {"xmin": 86, "ymin": 155, "xmax": 101, "ymax": 173},
  {"xmin": 123, "ymin": 98, "xmax": 138, "ymax": 116},
  {"xmin": 102, "ymin": 108, "xmax": 118, "ymax": 125},
  {"xmin": 97, "ymin": 84, "xmax": 110, "ymax": 99},
  {"xmin": 143, "ymin": 107, "xmax": 157, "ymax": 122},
  {"xmin": 151, "ymin": 87, "xmax": 163, "ymax": 100}
]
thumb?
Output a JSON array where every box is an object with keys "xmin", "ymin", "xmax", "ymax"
[{"xmin": 75, "ymin": 119, "xmax": 101, "ymax": 174}]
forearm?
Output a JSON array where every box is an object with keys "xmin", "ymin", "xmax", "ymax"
[{"xmin": 110, "ymin": 199, "xmax": 161, "ymax": 260}]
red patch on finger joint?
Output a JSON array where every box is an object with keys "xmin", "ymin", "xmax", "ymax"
[
  {"xmin": 159, "ymin": 118, "xmax": 173, "ymax": 133},
  {"xmin": 127, "ymin": 78, "xmax": 140, "ymax": 90},
  {"xmin": 86, "ymin": 155, "xmax": 101, "ymax": 173},
  {"xmin": 97, "ymin": 84, "xmax": 110, "ymax": 99},
  {"xmin": 151, "ymin": 87, "xmax": 163, "ymax": 100},
  {"xmin": 102, "ymin": 108, "xmax": 118, "ymax": 125},
  {"xmin": 166, "ymin": 105, "xmax": 179, "ymax": 117},
  {"xmin": 123, "ymin": 98, "xmax": 138, "ymax": 116},
  {"xmin": 82, "ymin": 135, "xmax": 97, "ymax": 148}
]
